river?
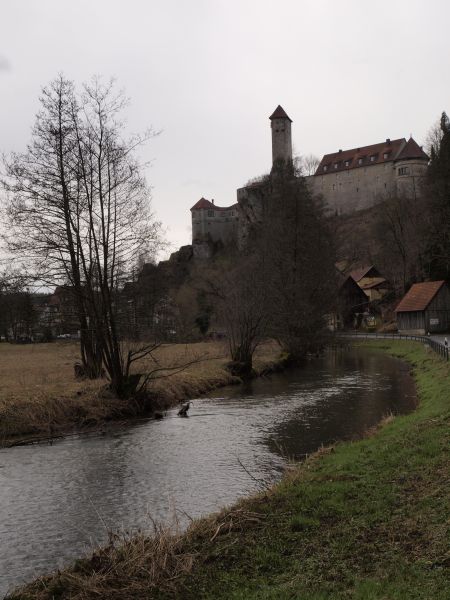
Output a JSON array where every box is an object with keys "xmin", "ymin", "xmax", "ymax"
[{"xmin": 0, "ymin": 347, "xmax": 416, "ymax": 597}]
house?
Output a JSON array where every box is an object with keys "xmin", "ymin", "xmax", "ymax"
[
  {"xmin": 329, "ymin": 274, "xmax": 370, "ymax": 330},
  {"xmin": 395, "ymin": 280, "xmax": 450, "ymax": 334},
  {"xmin": 349, "ymin": 265, "xmax": 390, "ymax": 302}
]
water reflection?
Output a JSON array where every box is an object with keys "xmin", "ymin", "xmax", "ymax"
[{"xmin": 0, "ymin": 347, "xmax": 415, "ymax": 596}]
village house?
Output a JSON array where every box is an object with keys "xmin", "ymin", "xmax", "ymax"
[
  {"xmin": 329, "ymin": 274, "xmax": 370, "ymax": 330},
  {"xmin": 349, "ymin": 265, "xmax": 391, "ymax": 302},
  {"xmin": 395, "ymin": 280, "xmax": 450, "ymax": 334}
]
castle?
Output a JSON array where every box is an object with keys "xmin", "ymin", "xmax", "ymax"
[{"xmin": 190, "ymin": 106, "xmax": 429, "ymax": 257}]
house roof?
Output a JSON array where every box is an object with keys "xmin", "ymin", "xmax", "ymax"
[
  {"xmin": 360, "ymin": 277, "xmax": 387, "ymax": 290},
  {"xmin": 314, "ymin": 137, "xmax": 428, "ymax": 175},
  {"xmin": 269, "ymin": 105, "xmax": 292, "ymax": 122},
  {"xmin": 395, "ymin": 137, "xmax": 429, "ymax": 161},
  {"xmin": 190, "ymin": 197, "xmax": 214, "ymax": 210},
  {"xmin": 349, "ymin": 265, "xmax": 380, "ymax": 282},
  {"xmin": 190, "ymin": 197, "xmax": 238, "ymax": 211},
  {"xmin": 395, "ymin": 280, "xmax": 446, "ymax": 313}
]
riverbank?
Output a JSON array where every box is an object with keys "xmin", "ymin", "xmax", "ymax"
[
  {"xmin": 7, "ymin": 340, "xmax": 450, "ymax": 599},
  {"xmin": 0, "ymin": 340, "xmax": 282, "ymax": 447}
]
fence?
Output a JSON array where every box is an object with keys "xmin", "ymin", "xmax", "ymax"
[{"xmin": 338, "ymin": 331, "xmax": 449, "ymax": 362}]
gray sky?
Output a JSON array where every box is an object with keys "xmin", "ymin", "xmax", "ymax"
[{"xmin": 1, "ymin": 0, "xmax": 449, "ymax": 256}]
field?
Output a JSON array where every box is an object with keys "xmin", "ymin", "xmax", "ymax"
[
  {"xmin": 7, "ymin": 340, "xmax": 449, "ymax": 599},
  {"xmin": 0, "ymin": 339, "xmax": 282, "ymax": 444}
]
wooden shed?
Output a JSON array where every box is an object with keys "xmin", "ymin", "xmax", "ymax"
[{"xmin": 395, "ymin": 280, "xmax": 450, "ymax": 334}]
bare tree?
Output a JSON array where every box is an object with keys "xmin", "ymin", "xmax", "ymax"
[
  {"xmin": 373, "ymin": 196, "xmax": 428, "ymax": 295},
  {"xmin": 296, "ymin": 153, "xmax": 321, "ymax": 176},
  {"xmin": 3, "ymin": 76, "xmax": 163, "ymax": 396},
  {"xmin": 217, "ymin": 257, "xmax": 269, "ymax": 375}
]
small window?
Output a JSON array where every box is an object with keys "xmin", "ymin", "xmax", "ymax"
[
  {"xmin": 208, "ymin": 210, "xmax": 214, "ymax": 217},
  {"xmin": 323, "ymin": 165, "xmax": 328, "ymax": 172},
  {"xmin": 383, "ymin": 153, "xmax": 389, "ymax": 159},
  {"xmin": 344, "ymin": 160, "xmax": 350, "ymax": 167},
  {"xmin": 370, "ymin": 155, "xmax": 376, "ymax": 162},
  {"xmin": 334, "ymin": 163, "xmax": 338, "ymax": 169},
  {"xmin": 332, "ymin": 184, "xmax": 335, "ymax": 190},
  {"xmin": 398, "ymin": 167, "xmax": 410, "ymax": 176},
  {"xmin": 358, "ymin": 158, "xmax": 363, "ymax": 165}
]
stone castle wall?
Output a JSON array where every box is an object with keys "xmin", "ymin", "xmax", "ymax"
[
  {"xmin": 306, "ymin": 160, "xmax": 428, "ymax": 214},
  {"xmin": 191, "ymin": 206, "xmax": 239, "ymax": 245}
]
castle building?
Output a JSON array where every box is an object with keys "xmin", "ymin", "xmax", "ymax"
[
  {"xmin": 190, "ymin": 197, "xmax": 239, "ymax": 258},
  {"xmin": 190, "ymin": 105, "xmax": 429, "ymax": 255},
  {"xmin": 307, "ymin": 136, "xmax": 429, "ymax": 214}
]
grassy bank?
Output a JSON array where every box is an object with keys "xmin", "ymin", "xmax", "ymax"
[
  {"xmin": 0, "ymin": 340, "xmax": 281, "ymax": 446},
  {"xmin": 7, "ymin": 341, "xmax": 450, "ymax": 599}
]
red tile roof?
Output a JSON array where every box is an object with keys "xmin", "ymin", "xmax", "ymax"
[
  {"xmin": 190, "ymin": 198, "xmax": 238, "ymax": 211},
  {"xmin": 190, "ymin": 197, "xmax": 214, "ymax": 210},
  {"xmin": 349, "ymin": 266, "xmax": 379, "ymax": 282},
  {"xmin": 314, "ymin": 137, "xmax": 428, "ymax": 175},
  {"xmin": 395, "ymin": 281, "xmax": 446, "ymax": 312},
  {"xmin": 395, "ymin": 137, "xmax": 429, "ymax": 161},
  {"xmin": 269, "ymin": 105, "xmax": 292, "ymax": 122}
]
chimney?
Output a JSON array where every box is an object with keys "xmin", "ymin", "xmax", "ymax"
[
  {"xmin": 386, "ymin": 138, "xmax": 391, "ymax": 144},
  {"xmin": 339, "ymin": 149, "xmax": 342, "ymax": 153},
  {"xmin": 211, "ymin": 199, "xmax": 215, "ymax": 205}
]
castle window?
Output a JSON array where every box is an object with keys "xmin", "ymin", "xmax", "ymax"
[{"xmin": 398, "ymin": 167, "xmax": 410, "ymax": 176}]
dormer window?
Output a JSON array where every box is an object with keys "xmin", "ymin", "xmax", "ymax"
[
  {"xmin": 358, "ymin": 157, "xmax": 364, "ymax": 165},
  {"xmin": 370, "ymin": 155, "xmax": 376, "ymax": 162},
  {"xmin": 323, "ymin": 165, "xmax": 328, "ymax": 172},
  {"xmin": 383, "ymin": 152, "xmax": 389, "ymax": 159},
  {"xmin": 344, "ymin": 160, "xmax": 350, "ymax": 167},
  {"xmin": 334, "ymin": 163, "xmax": 338, "ymax": 169}
]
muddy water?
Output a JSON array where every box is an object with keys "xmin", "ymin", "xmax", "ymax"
[{"xmin": 0, "ymin": 347, "xmax": 415, "ymax": 596}]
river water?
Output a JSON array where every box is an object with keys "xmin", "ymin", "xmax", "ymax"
[{"xmin": 0, "ymin": 347, "xmax": 416, "ymax": 597}]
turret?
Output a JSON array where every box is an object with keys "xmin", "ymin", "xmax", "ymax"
[{"xmin": 269, "ymin": 105, "xmax": 293, "ymax": 169}]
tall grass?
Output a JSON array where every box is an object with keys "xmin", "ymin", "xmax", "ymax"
[{"xmin": 0, "ymin": 340, "xmax": 281, "ymax": 444}]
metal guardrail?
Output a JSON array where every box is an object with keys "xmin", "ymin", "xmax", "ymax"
[{"xmin": 338, "ymin": 331, "xmax": 449, "ymax": 361}]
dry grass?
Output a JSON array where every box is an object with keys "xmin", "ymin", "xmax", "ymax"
[{"xmin": 0, "ymin": 339, "xmax": 282, "ymax": 444}]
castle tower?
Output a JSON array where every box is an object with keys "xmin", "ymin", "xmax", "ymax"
[{"xmin": 269, "ymin": 105, "xmax": 293, "ymax": 169}]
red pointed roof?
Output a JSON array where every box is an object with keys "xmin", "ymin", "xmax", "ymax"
[
  {"xmin": 349, "ymin": 265, "xmax": 381, "ymax": 282},
  {"xmin": 269, "ymin": 105, "xmax": 292, "ymax": 122},
  {"xmin": 395, "ymin": 280, "xmax": 446, "ymax": 312},
  {"xmin": 395, "ymin": 137, "xmax": 429, "ymax": 161},
  {"xmin": 190, "ymin": 197, "xmax": 215, "ymax": 211},
  {"xmin": 190, "ymin": 198, "xmax": 238, "ymax": 212}
]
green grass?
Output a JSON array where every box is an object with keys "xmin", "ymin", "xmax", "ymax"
[{"xmin": 8, "ymin": 341, "xmax": 450, "ymax": 599}]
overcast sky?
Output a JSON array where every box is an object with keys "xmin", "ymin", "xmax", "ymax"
[{"xmin": 1, "ymin": 0, "xmax": 449, "ymax": 256}]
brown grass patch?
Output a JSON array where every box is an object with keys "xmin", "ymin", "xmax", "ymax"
[{"xmin": 0, "ymin": 340, "xmax": 282, "ymax": 444}]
